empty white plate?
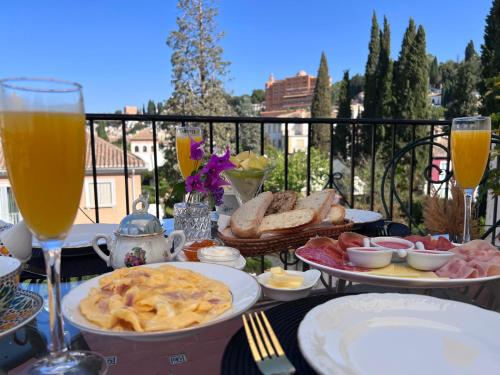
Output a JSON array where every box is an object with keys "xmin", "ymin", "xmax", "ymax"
[{"xmin": 298, "ymin": 293, "xmax": 500, "ymax": 375}]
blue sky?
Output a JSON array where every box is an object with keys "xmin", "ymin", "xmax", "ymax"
[{"xmin": 0, "ymin": 0, "xmax": 492, "ymax": 112}]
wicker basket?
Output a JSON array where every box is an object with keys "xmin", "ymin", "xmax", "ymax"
[{"xmin": 217, "ymin": 221, "xmax": 353, "ymax": 257}]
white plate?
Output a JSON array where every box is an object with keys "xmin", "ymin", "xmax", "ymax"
[
  {"xmin": 176, "ymin": 251, "xmax": 247, "ymax": 270},
  {"xmin": 62, "ymin": 262, "xmax": 260, "ymax": 341},
  {"xmin": 295, "ymin": 251, "xmax": 500, "ymax": 288},
  {"xmin": 298, "ymin": 293, "xmax": 500, "ymax": 375},
  {"xmin": 345, "ymin": 209, "xmax": 383, "ymax": 224},
  {"xmin": 32, "ymin": 224, "xmax": 118, "ymax": 249}
]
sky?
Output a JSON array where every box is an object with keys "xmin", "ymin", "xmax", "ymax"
[{"xmin": 0, "ymin": 0, "xmax": 492, "ymax": 113}]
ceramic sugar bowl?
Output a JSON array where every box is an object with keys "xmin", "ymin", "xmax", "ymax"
[{"xmin": 92, "ymin": 196, "xmax": 186, "ymax": 269}]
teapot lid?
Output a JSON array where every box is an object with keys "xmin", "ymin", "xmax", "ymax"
[{"xmin": 117, "ymin": 195, "xmax": 164, "ymax": 236}]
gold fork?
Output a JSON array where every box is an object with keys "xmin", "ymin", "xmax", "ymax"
[{"xmin": 242, "ymin": 311, "xmax": 296, "ymax": 375}]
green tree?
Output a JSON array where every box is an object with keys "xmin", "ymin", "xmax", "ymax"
[
  {"xmin": 334, "ymin": 70, "xmax": 351, "ymax": 159},
  {"xmin": 96, "ymin": 121, "xmax": 109, "ymax": 141},
  {"xmin": 250, "ymin": 89, "xmax": 265, "ymax": 103},
  {"xmin": 229, "ymin": 94, "xmax": 260, "ymax": 151},
  {"xmin": 376, "ymin": 16, "xmax": 393, "ymax": 118},
  {"xmin": 480, "ymin": 0, "xmax": 500, "ymax": 113},
  {"xmin": 465, "ymin": 40, "xmax": 477, "ymax": 62},
  {"xmin": 429, "ymin": 56, "xmax": 439, "ymax": 87},
  {"xmin": 166, "ymin": 0, "xmax": 233, "ymax": 117},
  {"xmin": 310, "ymin": 52, "xmax": 333, "ymax": 152},
  {"xmin": 393, "ymin": 19, "xmax": 429, "ymax": 119},
  {"xmin": 363, "ymin": 12, "xmax": 380, "ymax": 118},
  {"xmin": 157, "ymin": 102, "xmax": 165, "ymax": 114},
  {"xmin": 348, "ymin": 74, "xmax": 365, "ymax": 98},
  {"xmin": 147, "ymin": 100, "xmax": 157, "ymax": 114}
]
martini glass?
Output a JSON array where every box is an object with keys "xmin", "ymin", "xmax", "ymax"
[{"xmin": 224, "ymin": 160, "xmax": 275, "ymax": 205}]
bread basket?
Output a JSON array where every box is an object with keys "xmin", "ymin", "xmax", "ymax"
[{"xmin": 217, "ymin": 220, "xmax": 354, "ymax": 257}]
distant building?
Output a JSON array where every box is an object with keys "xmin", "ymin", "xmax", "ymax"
[
  {"xmin": 124, "ymin": 106, "xmax": 138, "ymax": 115},
  {"xmin": 262, "ymin": 71, "xmax": 317, "ymax": 115},
  {"xmin": 429, "ymin": 88, "xmax": 442, "ymax": 107},
  {"xmin": 0, "ymin": 137, "xmax": 147, "ymax": 225},
  {"xmin": 264, "ymin": 109, "xmax": 310, "ymax": 152},
  {"xmin": 130, "ymin": 128, "xmax": 166, "ymax": 171}
]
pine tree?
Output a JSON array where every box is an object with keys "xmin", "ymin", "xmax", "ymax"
[
  {"xmin": 376, "ymin": 16, "xmax": 393, "ymax": 118},
  {"xmin": 166, "ymin": 0, "xmax": 235, "ymax": 149},
  {"xmin": 429, "ymin": 56, "xmax": 439, "ymax": 87},
  {"xmin": 332, "ymin": 71, "xmax": 351, "ymax": 160},
  {"xmin": 481, "ymin": 0, "xmax": 500, "ymax": 104},
  {"xmin": 363, "ymin": 12, "xmax": 380, "ymax": 118},
  {"xmin": 310, "ymin": 52, "xmax": 333, "ymax": 152}
]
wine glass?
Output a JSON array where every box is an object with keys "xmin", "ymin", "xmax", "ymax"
[
  {"xmin": 175, "ymin": 126, "xmax": 202, "ymax": 180},
  {"xmin": 450, "ymin": 116, "xmax": 491, "ymax": 243},
  {"xmin": 0, "ymin": 78, "xmax": 107, "ymax": 374}
]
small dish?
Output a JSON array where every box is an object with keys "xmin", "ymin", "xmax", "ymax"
[
  {"xmin": 0, "ymin": 256, "xmax": 21, "ymax": 315},
  {"xmin": 371, "ymin": 237, "xmax": 415, "ymax": 263},
  {"xmin": 257, "ymin": 269, "xmax": 321, "ymax": 301},
  {"xmin": 347, "ymin": 247, "xmax": 393, "ymax": 269},
  {"xmin": 406, "ymin": 250, "xmax": 454, "ymax": 271},
  {"xmin": 0, "ymin": 289, "xmax": 43, "ymax": 338},
  {"xmin": 198, "ymin": 246, "xmax": 240, "ymax": 267}
]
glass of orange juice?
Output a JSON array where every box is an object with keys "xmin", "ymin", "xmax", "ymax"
[
  {"xmin": 451, "ymin": 116, "xmax": 491, "ymax": 243},
  {"xmin": 176, "ymin": 126, "xmax": 203, "ymax": 179},
  {"xmin": 0, "ymin": 78, "xmax": 107, "ymax": 374}
]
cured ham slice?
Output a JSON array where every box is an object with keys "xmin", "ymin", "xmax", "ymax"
[
  {"xmin": 297, "ymin": 236, "xmax": 368, "ymax": 271},
  {"xmin": 404, "ymin": 235, "xmax": 454, "ymax": 250},
  {"xmin": 436, "ymin": 240, "xmax": 500, "ymax": 278},
  {"xmin": 338, "ymin": 232, "xmax": 366, "ymax": 252}
]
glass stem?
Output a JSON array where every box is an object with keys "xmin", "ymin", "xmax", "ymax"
[
  {"xmin": 41, "ymin": 240, "xmax": 67, "ymax": 354},
  {"xmin": 463, "ymin": 188, "xmax": 474, "ymax": 243}
]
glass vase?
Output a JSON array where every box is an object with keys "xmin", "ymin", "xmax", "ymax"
[{"xmin": 173, "ymin": 202, "xmax": 211, "ymax": 241}]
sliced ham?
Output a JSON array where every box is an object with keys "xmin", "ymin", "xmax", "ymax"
[
  {"xmin": 436, "ymin": 240, "xmax": 500, "ymax": 279},
  {"xmin": 404, "ymin": 235, "xmax": 454, "ymax": 251},
  {"xmin": 338, "ymin": 232, "xmax": 366, "ymax": 252}
]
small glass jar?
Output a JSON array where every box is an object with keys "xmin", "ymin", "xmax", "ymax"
[{"xmin": 198, "ymin": 246, "xmax": 240, "ymax": 267}]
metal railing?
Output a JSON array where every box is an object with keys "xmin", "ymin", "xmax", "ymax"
[{"xmin": 85, "ymin": 114, "xmax": 499, "ymax": 241}]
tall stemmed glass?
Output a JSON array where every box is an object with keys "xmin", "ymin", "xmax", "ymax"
[
  {"xmin": 451, "ymin": 116, "xmax": 491, "ymax": 243},
  {"xmin": 0, "ymin": 78, "xmax": 107, "ymax": 374},
  {"xmin": 176, "ymin": 126, "xmax": 203, "ymax": 180}
]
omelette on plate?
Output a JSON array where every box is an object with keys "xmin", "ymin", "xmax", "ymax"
[{"xmin": 79, "ymin": 265, "xmax": 232, "ymax": 332}]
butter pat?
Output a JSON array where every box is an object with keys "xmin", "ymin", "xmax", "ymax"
[{"xmin": 267, "ymin": 267, "xmax": 304, "ymax": 289}]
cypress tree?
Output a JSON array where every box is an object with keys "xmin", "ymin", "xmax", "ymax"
[
  {"xmin": 429, "ymin": 56, "xmax": 439, "ymax": 87},
  {"xmin": 393, "ymin": 19, "xmax": 417, "ymax": 118},
  {"xmin": 481, "ymin": 0, "xmax": 500, "ymax": 114},
  {"xmin": 376, "ymin": 16, "xmax": 393, "ymax": 118},
  {"xmin": 414, "ymin": 25, "xmax": 429, "ymax": 119},
  {"xmin": 465, "ymin": 40, "xmax": 477, "ymax": 62},
  {"xmin": 333, "ymin": 70, "xmax": 351, "ymax": 159},
  {"xmin": 311, "ymin": 52, "xmax": 333, "ymax": 152},
  {"xmin": 363, "ymin": 12, "xmax": 380, "ymax": 118}
]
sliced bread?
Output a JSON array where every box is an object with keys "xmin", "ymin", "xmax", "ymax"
[
  {"xmin": 230, "ymin": 191, "xmax": 273, "ymax": 238},
  {"xmin": 326, "ymin": 204, "xmax": 346, "ymax": 225},
  {"xmin": 265, "ymin": 191, "xmax": 297, "ymax": 215},
  {"xmin": 295, "ymin": 189, "xmax": 335, "ymax": 223},
  {"xmin": 258, "ymin": 208, "xmax": 315, "ymax": 234}
]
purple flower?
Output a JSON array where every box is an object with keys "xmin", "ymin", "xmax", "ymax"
[
  {"xmin": 202, "ymin": 147, "xmax": 235, "ymax": 175},
  {"xmin": 186, "ymin": 174, "xmax": 207, "ymax": 193},
  {"xmin": 212, "ymin": 187, "xmax": 224, "ymax": 206},
  {"xmin": 190, "ymin": 137, "xmax": 204, "ymax": 161}
]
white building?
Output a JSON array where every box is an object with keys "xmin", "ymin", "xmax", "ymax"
[{"xmin": 129, "ymin": 129, "xmax": 166, "ymax": 171}]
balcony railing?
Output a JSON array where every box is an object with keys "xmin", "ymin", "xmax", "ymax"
[{"xmin": 85, "ymin": 114, "xmax": 499, "ymax": 241}]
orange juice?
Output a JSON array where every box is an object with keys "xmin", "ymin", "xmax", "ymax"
[
  {"xmin": 0, "ymin": 111, "xmax": 86, "ymax": 239},
  {"xmin": 176, "ymin": 135, "xmax": 202, "ymax": 179},
  {"xmin": 451, "ymin": 129, "xmax": 491, "ymax": 189}
]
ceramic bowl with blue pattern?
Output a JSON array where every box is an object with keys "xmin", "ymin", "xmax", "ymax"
[{"xmin": 0, "ymin": 256, "xmax": 21, "ymax": 315}]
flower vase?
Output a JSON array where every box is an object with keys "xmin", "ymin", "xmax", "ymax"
[{"xmin": 173, "ymin": 202, "xmax": 211, "ymax": 242}]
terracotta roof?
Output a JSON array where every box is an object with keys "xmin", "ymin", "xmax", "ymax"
[
  {"xmin": 130, "ymin": 128, "xmax": 153, "ymax": 141},
  {"xmin": 86, "ymin": 136, "xmax": 146, "ymax": 170},
  {"xmin": 0, "ymin": 135, "xmax": 146, "ymax": 173}
]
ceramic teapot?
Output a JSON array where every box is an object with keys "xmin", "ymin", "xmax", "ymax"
[
  {"xmin": 0, "ymin": 221, "xmax": 32, "ymax": 263},
  {"xmin": 92, "ymin": 196, "xmax": 186, "ymax": 269}
]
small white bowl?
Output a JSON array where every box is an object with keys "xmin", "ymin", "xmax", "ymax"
[
  {"xmin": 406, "ymin": 250, "xmax": 454, "ymax": 271},
  {"xmin": 371, "ymin": 237, "xmax": 415, "ymax": 263},
  {"xmin": 347, "ymin": 247, "xmax": 393, "ymax": 269},
  {"xmin": 257, "ymin": 269, "xmax": 321, "ymax": 301}
]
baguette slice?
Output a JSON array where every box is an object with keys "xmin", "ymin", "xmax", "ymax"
[
  {"xmin": 295, "ymin": 189, "xmax": 335, "ymax": 223},
  {"xmin": 265, "ymin": 191, "xmax": 297, "ymax": 215},
  {"xmin": 230, "ymin": 192, "xmax": 273, "ymax": 238},
  {"xmin": 258, "ymin": 208, "xmax": 315, "ymax": 234},
  {"xmin": 326, "ymin": 204, "xmax": 346, "ymax": 225}
]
